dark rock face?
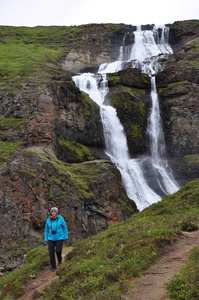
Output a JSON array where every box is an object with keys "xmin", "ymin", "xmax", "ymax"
[
  {"xmin": 105, "ymin": 68, "xmax": 151, "ymax": 155},
  {"xmin": 119, "ymin": 67, "xmax": 151, "ymax": 89},
  {"xmin": 168, "ymin": 20, "xmax": 199, "ymax": 51},
  {"xmin": 160, "ymin": 82, "xmax": 199, "ymax": 157},
  {"xmin": 0, "ymin": 151, "xmax": 137, "ymax": 271},
  {"xmin": 105, "ymin": 88, "xmax": 150, "ymax": 155},
  {"xmin": 51, "ymin": 79, "xmax": 104, "ymax": 149},
  {"xmin": 156, "ymin": 66, "xmax": 199, "ymax": 87},
  {"xmin": 156, "ymin": 32, "xmax": 199, "ymax": 158}
]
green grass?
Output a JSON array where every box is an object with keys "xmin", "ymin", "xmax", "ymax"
[
  {"xmin": 0, "ymin": 246, "xmax": 49, "ymax": 299},
  {"xmin": 0, "ymin": 24, "xmax": 129, "ymax": 82},
  {"xmin": 41, "ymin": 179, "xmax": 199, "ymax": 299},
  {"xmin": 1, "ymin": 177, "xmax": 199, "ymax": 299},
  {"xmin": 0, "ymin": 25, "xmax": 86, "ymax": 81},
  {"xmin": 167, "ymin": 246, "xmax": 199, "ymax": 299}
]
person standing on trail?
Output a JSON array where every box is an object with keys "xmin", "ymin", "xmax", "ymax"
[{"xmin": 44, "ymin": 207, "xmax": 68, "ymax": 271}]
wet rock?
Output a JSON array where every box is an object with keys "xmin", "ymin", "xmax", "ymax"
[{"xmin": 118, "ymin": 67, "xmax": 151, "ymax": 89}]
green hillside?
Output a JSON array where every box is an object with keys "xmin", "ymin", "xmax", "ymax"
[
  {"xmin": 0, "ymin": 25, "xmax": 84, "ymax": 81},
  {"xmin": 1, "ymin": 178, "xmax": 199, "ymax": 299}
]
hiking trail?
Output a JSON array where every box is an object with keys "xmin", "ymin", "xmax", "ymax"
[
  {"xmin": 17, "ymin": 247, "xmax": 73, "ymax": 300},
  {"xmin": 16, "ymin": 231, "xmax": 199, "ymax": 300},
  {"xmin": 125, "ymin": 230, "xmax": 199, "ymax": 300}
]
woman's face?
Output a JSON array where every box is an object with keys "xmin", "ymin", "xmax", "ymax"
[{"xmin": 51, "ymin": 210, "xmax": 58, "ymax": 217}]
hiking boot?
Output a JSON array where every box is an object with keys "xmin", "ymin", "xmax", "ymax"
[{"xmin": 51, "ymin": 267, "xmax": 56, "ymax": 271}]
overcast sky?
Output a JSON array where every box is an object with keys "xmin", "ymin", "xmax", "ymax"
[{"xmin": 0, "ymin": 0, "xmax": 198, "ymax": 27}]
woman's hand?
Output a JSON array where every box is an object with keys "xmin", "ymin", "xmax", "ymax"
[{"xmin": 45, "ymin": 242, "xmax": 48, "ymax": 246}]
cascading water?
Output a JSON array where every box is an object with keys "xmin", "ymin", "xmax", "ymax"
[{"xmin": 73, "ymin": 25, "xmax": 180, "ymax": 211}]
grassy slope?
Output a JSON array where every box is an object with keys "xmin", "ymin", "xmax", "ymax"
[
  {"xmin": 0, "ymin": 24, "xmax": 124, "ymax": 83},
  {"xmin": 1, "ymin": 178, "xmax": 199, "ymax": 299},
  {"xmin": 0, "ymin": 25, "xmax": 85, "ymax": 81}
]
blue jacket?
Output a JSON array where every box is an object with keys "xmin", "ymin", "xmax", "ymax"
[{"xmin": 44, "ymin": 215, "xmax": 68, "ymax": 242}]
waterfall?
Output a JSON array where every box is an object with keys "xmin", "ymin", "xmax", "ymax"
[{"xmin": 73, "ymin": 25, "xmax": 180, "ymax": 211}]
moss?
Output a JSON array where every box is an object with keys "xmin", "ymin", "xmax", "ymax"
[
  {"xmin": 131, "ymin": 88, "xmax": 146, "ymax": 95},
  {"xmin": 118, "ymin": 85, "xmax": 146, "ymax": 97},
  {"xmin": 142, "ymin": 73, "xmax": 151, "ymax": 86},
  {"xmin": 16, "ymin": 170, "xmax": 37, "ymax": 181},
  {"xmin": 0, "ymin": 117, "xmax": 24, "ymax": 128},
  {"xmin": 128, "ymin": 123, "xmax": 143, "ymax": 140},
  {"xmin": 112, "ymin": 88, "xmax": 145, "ymax": 121},
  {"xmin": 158, "ymin": 81, "xmax": 188, "ymax": 94},
  {"xmin": 108, "ymin": 74, "xmax": 120, "ymax": 86},
  {"xmin": 0, "ymin": 141, "xmax": 23, "ymax": 163},
  {"xmin": 185, "ymin": 154, "xmax": 199, "ymax": 173},
  {"xmin": 57, "ymin": 136, "xmax": 92, "ymax": 163},
  {"xmin": 81, "ymin": 91, "xmax": 99, "ymax": 120}
]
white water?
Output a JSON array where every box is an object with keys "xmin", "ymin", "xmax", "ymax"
[{"xmin": 73, "ymin": 25, "xmax": 180, "ymax": 211}]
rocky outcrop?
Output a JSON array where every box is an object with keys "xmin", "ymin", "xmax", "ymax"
[
  {"xmin": 60, "ymin": 24, "xmax": 136, "ymax": 73},
  {"xmin": 0, "ymin": 71, "xmax": 105, "ymax": 161},
  {"xmin": 51, "ymin": 79, "xmax": 104, "ymax": 149},
  {"xmin": 156, "ymin": 34, "xmax": 199, "ymax": 157},
  {"xmin": 168, "ymin": 20, "xmax": 199, "ymax": 51},
  {"xmin": 105, "ymin": 68, "xmax": 151, "ymax": 155},
  {"xmin": 159, "ymin": 82, "xmax": 199, "ymax": 157},
  {"xmin": 0, "ymin": 151, "xmax": 137, "ymax": 271},
  {"xmin": 118, "ymin": 67, "xmax": 151, "ymax": 89}
]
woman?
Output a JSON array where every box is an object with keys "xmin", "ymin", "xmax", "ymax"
[{"xmin": 44, "ymin": 207, "xmax": 68, "ymax": 271}]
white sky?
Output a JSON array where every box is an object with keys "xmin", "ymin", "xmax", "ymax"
[{"xmin": 0, "ymin": 0, "xmax": 198, "ymax": 27}]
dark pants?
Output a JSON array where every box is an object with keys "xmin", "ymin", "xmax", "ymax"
[{"xmin": 48, "ymin": 240, "xmax": 63, "ymax": 269}]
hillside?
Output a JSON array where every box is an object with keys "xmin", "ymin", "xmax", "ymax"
[
  {"xmin": 0, "ymin": 19, "xmax": 199, "ymax": 299},
  {"xmin": 1, "ymin": 178, "xmax": 199, "ymax": 299}
]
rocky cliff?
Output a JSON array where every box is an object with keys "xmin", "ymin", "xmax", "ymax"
[{"xmin": 0, "ymin": 20, "xmax": 199, "ymax": 271}]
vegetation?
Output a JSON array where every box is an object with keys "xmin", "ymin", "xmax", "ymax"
[
  {"xmin": 0, "ymin": 245, "xmax": 52, "ymax": 299},
  {"xmin": 26, "ymin": 151, "xmax": 136, "ymax": 215},
  {"xmin": 42, "ymin": 178, "xmax": 199, "ymax": 299},
  {"xmin": 16, "ymin": 169, "xmax": 37, "ymax": 181},
  {"xmin": 167, "ymin": 246, "xmax": 199, "ymax": 299},
  {"xmin": 0, "ymin": 23, "xmax": 130, "ymax": 84},
  {"xmin": 0, "ymin": 141, "xmax": 23, "ymax": 167},
  {"xmin": 57, "ymin": 136, "xmax": 92, "ymax": 163},
  {"xmin": 0, "ymin": 117, "xmax": 24, "ymax": 129},
  {"xmin": 1, "ymin": 178, "xmax": 199, "ymax": 299},
  {"xmin": 158, "ymin": 81, "xmax": 188, "ymax": 94},
  {"xmin": 185, "ymin": 154, "xmax": 199, "ymax": 171},
  {"xmin": 108, "ymin": 74, "xmax": 120, "ymax": 86},
  {"xmin": 0, "ymin": 25, "xmax": 86, "ymax": 82}
]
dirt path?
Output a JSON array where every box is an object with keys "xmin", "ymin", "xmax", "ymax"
[
  {"xmin": 24, "ymin": 143, "xmax": 55, "ymax": 157},
  {"xmin": 17, "ymin": 231, "xmax": 199, "ymax": 300},
  {"xmin": 126, "ymin": 230, "xmax": 199, "ymax": 300},
  {"xmin": 17, "ymin": 247, "xmax": 73, "ymax": 300}
]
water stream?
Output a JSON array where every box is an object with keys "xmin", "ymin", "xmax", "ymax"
[{"xmin": 73, "ymin": 25, "xmax": 180, "ymax": 211}]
